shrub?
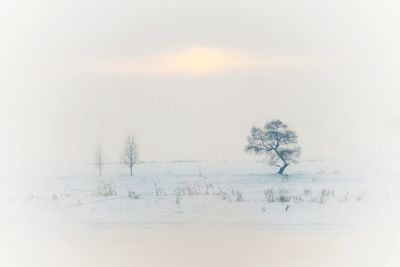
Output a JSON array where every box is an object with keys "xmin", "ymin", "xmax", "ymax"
[
  {"xmin": 354, "ymin": 191, "xmax": 366, "ymax": 201},
  {"xmin": 231, "ymin": 190, "xmax": 244, "ymax": 202},
  {"xmin": 319, "ymin": 189, "xmax": 335, "ymax": 204},
  {"xmin": 204, "ymin": 183, "xmax": 215, "ymax": 195},
  {"xmin": 128, "ymin": 190, "xmax": 140, "ymax": 199},
  {"xmin": 154, "ymin": 183, "xmax": 167, "ymax": 199},
  {"xmin": 278, "ymin": 189, "xmax": 291, "ymax": 202},
  {"xmin": 264, "ymin": 188, "xmax": 275, "ymax": 203},
  {"xmin": 94, "ymin": 181, "xmax": 117, "ymax": 197},
  {"xmin": 175, "ymin": 192, "xmax": 182, "ymax": 205},
  {"xmin": 292, "ymin": 195, "xmax": 304, "ymax": 203},
  {"xmin": 217, "ymin": 189, "xmax": 230, "ymax": 201}
]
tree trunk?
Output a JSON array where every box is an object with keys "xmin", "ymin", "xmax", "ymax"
[
  {"xmin": 130, "ymin": 166, "xmax": 133, "ymax": 176},
  {"xmin": 278, "ymin": 162, "xmax": 289, "ymax": 175}
]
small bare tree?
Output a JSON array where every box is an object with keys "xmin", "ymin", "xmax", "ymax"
[
  {"xmin": 245, "ymin": 120, "xmax": 301, "ymax": 175},
  {"xmin": 121, "ymin": 134, "xmax": 139, "ymax": 176},
  {"xmin": 94, "ymin": 145, "xmax": 104, "ymax": 176}
]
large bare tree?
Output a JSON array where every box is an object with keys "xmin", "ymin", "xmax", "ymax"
[
  {"xmin": 94, "ymin": 145, "xmax": 104, "ymax": 176},
  {"xmin": 121, "ymin": 134, "xmax": 139, "ymax": 176},
  {"xmin": 245, "ymin": 120, "xmax": 301, "ymax": 175}
]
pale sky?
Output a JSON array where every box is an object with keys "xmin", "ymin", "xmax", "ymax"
[{"xmin": 1, "ymin": 0, "xmax": 400, "ymax": 166}]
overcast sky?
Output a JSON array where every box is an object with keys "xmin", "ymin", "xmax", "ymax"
[{"xmin": 1, "ymin": 0, "xmax": 400, "ymax": 166}]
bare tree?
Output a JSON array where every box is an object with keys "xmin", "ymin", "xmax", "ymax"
[
  {"xmin": 121, "ymin": 134, "xmax": 139, "ymax": 176},
  {"xmin": 94, "ymin": 145, "xmax": 104, "ymax": 176},
  {"xmin": 245, "ymin": 120, "xmax": 301, "ymax": 175}
]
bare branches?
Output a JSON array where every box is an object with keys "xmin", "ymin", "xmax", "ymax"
[
  {"xmin": 94, "ymin": 145, "xmax": 104, "ymax": 176},
  {"xmin": 245, "ymin": 120, "xmax": 301, "ymax": 175},
  {"xmin": 121, "ymin": 134, "xmax": 139, "ymax": 176}
]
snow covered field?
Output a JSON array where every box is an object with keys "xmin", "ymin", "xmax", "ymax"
[
  {"xmin": 1, "ymin": 161, "xmax": 400, "ymax": 267},
  {"xmin": 1, "ymin": 161, "xmax": 400, "ymax": 226}
]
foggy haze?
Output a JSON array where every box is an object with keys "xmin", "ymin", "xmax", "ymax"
[{"xmin": 1, "ymin": 0, "xmax": 400, "ymax": 166}]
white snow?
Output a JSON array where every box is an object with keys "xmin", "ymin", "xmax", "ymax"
[
  {"xmin": 1, "ymin": 160, "xmax": 399, "ymax": 227},
  {"xmin": 1, "ymin": 161, "xmax": 400, "ymax": 267}
]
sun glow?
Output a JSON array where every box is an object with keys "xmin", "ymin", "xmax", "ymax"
[{"xmin": 103, "ymin": 46, "xmax": 257, "ymax": 76}]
